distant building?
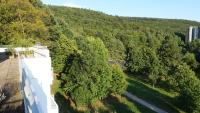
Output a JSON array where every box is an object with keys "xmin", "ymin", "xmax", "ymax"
[
  {"xmin": 186, "ymin": 26, "xmax": 200, "ymax": 42},
  {"xmin": 199, "ymin": 27, "xmax": 200, "ymax": 38}
]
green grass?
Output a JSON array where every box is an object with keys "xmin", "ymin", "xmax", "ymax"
[
  {"xmin": 52, "ymin": 75, "xmax": 155, "ymax": 113},
  {"xmin": 55, "ymin": 92, "xmax": 81, "ymax": 113},
  {"xmin": 127, "ymin": 76, "xmax": 186, "ymax": 113},
  {"xmin": 103, "ymin": 95, "xmax": 155, "ymax": 113},
  {"xmin": 54, "ymin": 91, "xmax": 156, "ymax": 113}
]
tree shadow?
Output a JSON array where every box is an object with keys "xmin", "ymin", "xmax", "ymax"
[
  {"xmin": 102, "ymin": 95, "xmax": 133, "ymax": 113},
  {"xmin": 0, "ymin": 83, "xmax": 24, "ymax": 113},
  {"xmin": 127, "ymin": 77, "xmax": 184, "ymax": 113},
  {"xmin": 54, "ymin": 92, "xmax": 82, "ymax": 113},
  {"xmin": 0, "ymin": 102, "xmax": 24, "ymax": 113},
  {"xmin": 0, "ymin": 53, "xmax": 8, "ymax": 63},
  {"xmin": 0, "ymin": 82, "xmax": 19, "ymax": 105},
  {"xmin": 175, "ymin": 32, "xmax": 185, "ymax": 41}
]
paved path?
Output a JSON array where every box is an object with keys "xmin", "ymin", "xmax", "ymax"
[
  {"xmin": 124, "ymin": 91, "xmax": 168, "ymax": 113},
  {"xmin": 0, "ymin": 54, "xmax": 24, "ymax": 113}
]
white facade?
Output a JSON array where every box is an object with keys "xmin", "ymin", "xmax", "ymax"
[
  {"xmin": 186, "ymin": 26, "xmax": 193, "ymax": 42},
  {"xmin": 186, "ymin": 26, "xmax": 200, "ymax": 42},
  {"xmin": 0, "ymin": 48, "xmax": 7, "ymax": 53},
  {"xmin": 18, "ymin": 46, "xmax": 58, "ymax": 113}
]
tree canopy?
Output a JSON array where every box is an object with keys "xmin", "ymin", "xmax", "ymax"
[
  {"xmin": 60, "ymin": 37, "xmax": 127, "ymax": 105},
  {"xmin": 1, "ymin": 0, "xmax": 200, "ymax": 111}
]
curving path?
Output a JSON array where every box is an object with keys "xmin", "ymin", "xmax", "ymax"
[{"xmin": 124, "ymin": 91, "xmax": 168, "ymax": 113}]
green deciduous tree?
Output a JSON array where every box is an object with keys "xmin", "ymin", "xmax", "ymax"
[
  {"xmin": 50, "ymin": 35, "xmax": 77, "ymax": 73},
  {"xmin": 126, "ymin": 46, "xmax": 159, "ymax": 74},
  {"xmin": 126, "ymin": 44, "xmax": 161, "ymax": 87},
  {"xmin": 29, "ymin": 0, "xmax": 43, "ymax": 7},
  {"xmin": 182, "ymin": 52, "xmax": 198, "ymax": 70},
  {"xmin": 106, "ymin": 38, "xmax": 125, "ymax": 61},
  {"xmin": 0, "ymin": 0, "xmax": 49, "ymax": 46},
  {"xmin": 61, "ymin": 37, "xmax": 112, "ymax": 106},
  {"xmin": 186, "ymin": 40, "xmax": 200, "ymax": 62},
  {"xmin": 171, "ymin": 64, "xmax": 200, "ymax": 113},
  {"xmin": 110, "ymin": 64, "xmax": 127, "ymax": 94},
  {"xmin": 158, "ymin": 36, "xmax": 183, "ymax": 68}
]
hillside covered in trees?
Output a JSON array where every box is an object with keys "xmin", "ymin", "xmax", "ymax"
[
  {"xmin": 50, "ymin": 6, "xmax": 200, "ymax": 61},
  {"xmin": 50, "ymin": 6, "xmax": 200, "ymax": 112},
  {"xmin": 1, "ymin": 0, "xmax": 200, "ymax": 113}
]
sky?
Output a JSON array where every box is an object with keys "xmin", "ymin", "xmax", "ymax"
[{"xmin": 42, "ymin": 0, "xmax": 200, "ymax": 22}]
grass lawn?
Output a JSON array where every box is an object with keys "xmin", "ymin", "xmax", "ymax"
[
  {"xmin": 127, "ymin": 76, "xmax": 186, "ymax": 113},
  {"xmin": 52, "ymin": 75, "xmax": 155, "ymax": 113},
  {"xmin": 54, "ymin": 91, "xmax": 156, "ymax": 113}
]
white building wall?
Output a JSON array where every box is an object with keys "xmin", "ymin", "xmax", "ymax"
[
  {"xmin": 0, "ymin": 48, "xmax": 6, "ymax": 52},
  {"xmin": 19, "ymin": 46, "xmax": 58, "ymax": 113},
  {"xmin": 186, "ymin": 26, "xmax": 200, "ymax": 42},
  {"xmin": 188, "ymin": 26, "xmax": 193, "ymax": 42}
]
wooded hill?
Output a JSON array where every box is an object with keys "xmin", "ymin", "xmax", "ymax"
[
  {"xmin": 1, "ymin": 1, "xmax": 200, "ymax": 112},
  {"xmin": 50, "ymin": 6, "xmax": 200, "ymax": 61},
  {"xmin": 50, "ymin": 6, "xmax": 199, "ymax": 36}
]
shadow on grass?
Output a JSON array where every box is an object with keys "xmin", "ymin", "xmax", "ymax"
[
  {"xmin": 103, "ymin": 95, "xmax": 134, "ymax": 113},
  {"xmin": 54, "ymin": 90, "xmax": 156, "ymax": 113},
  {"xmin": 55, "ymin": 92, "xmax": 139, "ymax": 113},
  {"xmin": 55, "ymin": 92, "xmax": 82, "ymax": 113},
  {"xmin": 127, "ymin": 77, "xmax": 184, "ymax": 113}
]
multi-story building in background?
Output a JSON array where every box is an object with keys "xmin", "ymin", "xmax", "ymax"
[
  {"xmin": 186, "ymin": 26, "xmax": 200, "ymax": 42},
  {"xmin": 199, "ymin": 27, "xmax": 200, "ymax": 38}
]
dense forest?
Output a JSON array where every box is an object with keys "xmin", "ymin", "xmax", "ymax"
[
  {"xmin": 50, "ymin": 6, "xmax": 200, "ymax": 113},
  {"xmin": 1, "ymin": 0, "xmax": 200, "ymax": 113}
]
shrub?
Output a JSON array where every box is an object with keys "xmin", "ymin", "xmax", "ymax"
[
  {"xmin": 6, "ymin": 48, "xmax": 15, "ymax": 57},
  {"xmin": 110, "ymin": 64, "xmax": 127, "ymax": 94}
]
